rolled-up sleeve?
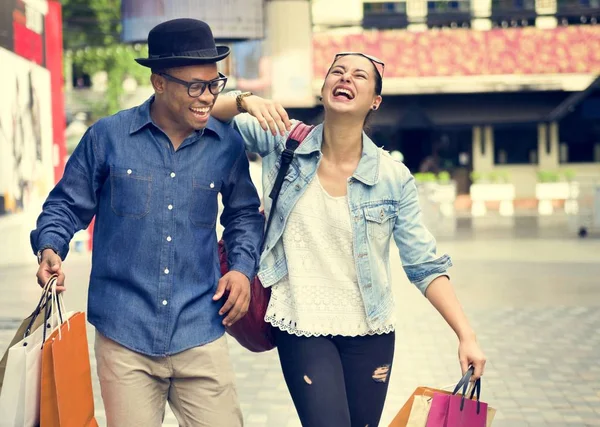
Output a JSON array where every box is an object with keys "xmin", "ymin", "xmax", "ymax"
[
  {"xmin": 232, "ymin": 113, "xmax": 286, "ymax": 157},
  {"xmin": 392, "ymin": 173, "xmax": 453, "ymax": 295}
]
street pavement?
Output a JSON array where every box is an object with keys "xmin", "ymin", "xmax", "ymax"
[{"xmin": 1, "ymin": 233, "xmax": 600, "ymax": 426}]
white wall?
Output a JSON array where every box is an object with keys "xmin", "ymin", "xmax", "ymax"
[{"xmin": 311, "ymin": 0, "xmax": 363, "ymax": 28}]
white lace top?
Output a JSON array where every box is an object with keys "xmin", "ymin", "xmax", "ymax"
[{"xmin": 265, "ymin": 175, "xmax": 395, "ymax": 337}]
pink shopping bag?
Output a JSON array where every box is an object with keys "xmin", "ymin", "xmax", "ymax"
[{"xmin": 426, "ymin": 368, "xmax": 488, "ymax": 427}]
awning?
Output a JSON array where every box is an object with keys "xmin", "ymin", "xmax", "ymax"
[{"xmin": 546, "ymin": 76, "xmax": 600, "ymax": 122}]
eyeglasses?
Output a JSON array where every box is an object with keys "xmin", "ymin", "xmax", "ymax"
[
  {"xmin": 334, "ymin": 52, "xmax": 385, "ymax": 77},
  {"xmin": 158, "ymin": 72, "xmax": 228, "ymax": 97}
]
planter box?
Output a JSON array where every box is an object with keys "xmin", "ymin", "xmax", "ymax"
[
  {"xmin": 536, "ymin": 182, "xmax": 579, "ymax": 215},
  {"xmin": 470, "ymin": 183, "xmax": 515, "ymax": 217}
]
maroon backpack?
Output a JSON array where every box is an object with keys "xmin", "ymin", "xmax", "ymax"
[{"xmin": 218, "ymin": 123, "xmax": 314, "ymax": 352}]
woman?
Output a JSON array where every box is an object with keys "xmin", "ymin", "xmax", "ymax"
[{"xmin": 212, "ymin": 52, "xmax": 486, "ymax": 426}]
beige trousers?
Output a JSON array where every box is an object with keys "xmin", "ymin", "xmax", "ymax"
[{"xmin": 94, "ymin": 332, "xmax": 243, "ymax": 427}]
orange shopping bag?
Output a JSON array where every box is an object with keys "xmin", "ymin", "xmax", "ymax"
[
  {"xmin": 40, "ymin": 304, "xmax": 98, "ymax": 427},
  {"xmin": 389, "ymin": 383, "xmax": 496, "ymax": 427}
]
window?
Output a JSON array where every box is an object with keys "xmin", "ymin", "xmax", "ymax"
[
  {"xmin": 427, "ymin": 0, "xmax": 471, "ymax": 13},
  {"xmin": 363, "ymin": 1, "xmax": 408, "ymax": 29},
  {"xmin": 559, "ymin": 93, "xmax": 600, "ymax": 163},
  {"xmin": 493, "ymin": 125, "xmax": 538, "ymax": 165}
]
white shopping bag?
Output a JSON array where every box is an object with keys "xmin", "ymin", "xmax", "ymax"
[{"xmin": 0, "ymin": 277, "xmax": 71, "ymax": 427}]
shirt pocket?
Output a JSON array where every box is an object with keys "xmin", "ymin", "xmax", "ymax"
[
  {"xmin": 363, "ymin": 203, "xmax": 398, "ymax": 240},
  {"xmin": 110, "ymin": 167, "xmax": 153, "ymax": 218},
  {"xmin": 189, "ymin": 178, "xmax": 222, "ymax": 228}
]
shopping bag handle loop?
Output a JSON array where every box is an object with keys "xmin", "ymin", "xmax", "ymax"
[
  {"xmin": 24, "ymin": 274, "xmax": 58, "ymax": 339},
  {"xmin": 452, "ymin": 366, "xmax": 482, "ymax": 414}
]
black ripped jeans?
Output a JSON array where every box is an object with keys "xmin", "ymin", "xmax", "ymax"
[{"xmin": 275, "ymin": 328, "xmax": 395, "ymax": 427}]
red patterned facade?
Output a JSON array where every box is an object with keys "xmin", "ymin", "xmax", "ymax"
[{"xmin": 313, "ymin": 26, "xmax": 600, "ymax": 78}]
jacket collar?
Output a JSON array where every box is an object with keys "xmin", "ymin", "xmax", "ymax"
[{"xmin": 294, "ymin": 123, "xmax": 380, "ymax": 186}]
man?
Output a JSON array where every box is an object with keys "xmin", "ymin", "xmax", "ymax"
[{"xmin": 30, "ymin": 19, "xmax": 263, "ymax": 426}]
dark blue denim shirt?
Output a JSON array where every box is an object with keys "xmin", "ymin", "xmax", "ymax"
[{"xmin": 30, "ymin": 97, "xmax": 264, "ymax": 356}]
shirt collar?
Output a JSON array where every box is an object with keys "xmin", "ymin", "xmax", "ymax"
[
  {"xmin": 295, "ymin": 123, "xmax": 380, "ymax": 186},
  {"xmin": 129, "ymin": 96, "xmax": 221, "ymax": 140}
]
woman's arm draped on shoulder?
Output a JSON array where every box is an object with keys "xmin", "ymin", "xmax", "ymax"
[
  {"xmin": 212, "ymin": 93, "xmax": 294, "ymax": 156},
  {"xmin": 212, "ymin": 92, "xmax": 292, "ymax": 136}
]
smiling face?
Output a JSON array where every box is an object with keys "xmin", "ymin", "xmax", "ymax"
[
  {"xmin": 151, "ymin": 63, "xmax": 220, "ymax": 132},
  {"xmin": 321, "ymin": 55, "xmax": 382, "ymax": 119}
]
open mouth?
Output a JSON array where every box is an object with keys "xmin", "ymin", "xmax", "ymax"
[
  {"xmin": 190, "ymin": 105, "xmax": 211, "ymax": 119},
  {"xmin": 332, "ymin": 86, "xmax": 355, "ymax": 101}
]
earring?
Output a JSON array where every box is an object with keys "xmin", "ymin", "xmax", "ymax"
[{"xmin": 372, "ymin": 106, "xmax": 378, "ymax": 110}]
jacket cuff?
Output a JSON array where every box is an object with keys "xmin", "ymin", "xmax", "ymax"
[
  {"xmin": 415, "ymin": 272, "xmax": 451, "ymax": 296},
  {"xmin": 406, "ymin": 254, "xmax": 453, "ymax": 295}
]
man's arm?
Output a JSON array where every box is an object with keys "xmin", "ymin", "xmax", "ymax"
[
  {"xmin": 212, "ymin": 139, "xmax": 264, "ymax": 326},
  {"xmin": 30, "ymin": 126, "xmax": 106, "ymax": 291}
]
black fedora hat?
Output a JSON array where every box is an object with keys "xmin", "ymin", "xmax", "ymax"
[{"xmin": 135, "ymin": 18, "xmax": 230, "ymax": 68}]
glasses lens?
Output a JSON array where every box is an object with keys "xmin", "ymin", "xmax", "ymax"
[
  {"xmin": 188, "ymin": 82, "xmax": 205, "ymax": 97},
  {"xmin": 209, "ymin": 79, "xmax": 226, "ymax": 95}
]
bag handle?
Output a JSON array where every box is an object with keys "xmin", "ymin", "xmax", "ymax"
[
  {"xmin": 452, "ymin": 366, "xmax": 482, "ymax": 414},
  {"xmin": 24, "ymin": 275, "xmax": 58, "ymax": 339},
  {"xmin": 261, "ymin": 123, "xmax": 314, "ymax": 253},
  {"xmin": 41, "ymin": 277, "xmax": 68, "ymax": 347}
]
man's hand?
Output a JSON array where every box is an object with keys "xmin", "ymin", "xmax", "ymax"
[
  {"xmin": 241, "ymin": 96, "xmax": 292, "ymax": 137},
  {"xmin": 213, "ymin": 271, "xmax": 251, "ymax": 327},
  {"xmin": 36, "ymin": 249, "xmax": 66, "ymax": 292}
]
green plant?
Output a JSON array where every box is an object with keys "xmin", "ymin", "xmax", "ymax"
[
  {"xmin": 487, "ymin": 171, "xmax": 500, "ymax": 183},
  {"xmin": 414, "ymin": 172, "xmax": 437, "ymax": 183},
  {"xmin": 470, "ymin": 171, "xmax": 483, "ymax": 183},
  {"xmin": 437, "ymin": 171, "xmax": 451, "ymax": 184},
  {"xmin": 496, "ymin": 170, "xmax": 510, "ymax": 183},
  {"xmin": 63, "ymin": 0, "xmax": 151, "ymax": 119},
  {"xmin": 537, "ymin": 170, "xmax": 560, "ymax": 183},
  {"xmin": 562, "ymin": 169, "xmax": 576, "ymax": 182}
]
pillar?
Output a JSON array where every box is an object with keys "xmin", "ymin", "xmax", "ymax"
[{"xmin": 267, "ymin": 0, "xmax": 314, "ymax": 108}]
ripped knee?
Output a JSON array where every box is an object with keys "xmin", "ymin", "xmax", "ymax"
[{"xmin": 372, "ymin": 364, "xmax": 391, "ymax": 383}]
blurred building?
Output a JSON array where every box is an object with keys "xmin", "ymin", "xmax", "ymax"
[
  {"xmin": 111, "ymin": 0, "xmax": 600, "ymax": 197},
  {"xmin": 303, "ymin": 0, "xmax": 600, "ymax": 197}
]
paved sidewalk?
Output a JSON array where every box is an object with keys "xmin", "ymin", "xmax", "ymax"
[{"xmin": 2, "ymin": 237, "xmax": 600, "ymax": 426}]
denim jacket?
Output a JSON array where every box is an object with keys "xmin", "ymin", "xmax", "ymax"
[{"xmin": 232, "ymin": 113, "xmax": 452, "ymax": 330}]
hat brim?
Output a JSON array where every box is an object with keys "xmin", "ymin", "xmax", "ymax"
[{"xmin": 135, "ymin": 45, "xmax": 230, "ymax": 68}]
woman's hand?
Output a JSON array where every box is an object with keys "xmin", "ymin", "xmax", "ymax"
[
  {"xmin": 458, "ymin": 336, "xmax": 487, "ymax": 380},
  {"xmin": 241, "ymin": 96, "xmax": 292, "ymax": 136}
]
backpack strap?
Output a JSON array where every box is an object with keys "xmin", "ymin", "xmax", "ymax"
[
  {"xmin": 268, "ymin": 123, "xmax": 314, "ymax": 200},
  {"xmin": 262, "ymin": 123, "xmax": 314, "ymax": 252}
]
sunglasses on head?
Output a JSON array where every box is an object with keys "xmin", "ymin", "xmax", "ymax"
[{"xmin": 334, "ymin": 52, "xmax": 385, "ymax": 77}]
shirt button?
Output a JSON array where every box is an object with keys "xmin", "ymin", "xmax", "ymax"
[
  {"xmin": 168, "ymin": 204, "xmax": 173, "ymax": 210},
  {"xmin": 170, "ymin": 172, "xmax": 176, "ymax": 178},
  {"xmin": 166, "ymin": 236, "xmax": 172, "ymax": 242},
  {"xmin": 295, "ymin": 184, "xmax": 301, "ymax": 191},
  {"xmin": 162, "ymin": 300, "xmax": 168, "ymax": 306},
  {"xmin": 164, "ymin": 268, "xmax": 170, "ymax": 275},
  {"xmin": 127, "ymin": 169, "xmax": 132, "ymax": 175},
  {"xmin": 279, "ymin": 215, "xmax": 283, "ymax": 221},
  {"xmin": 210, "ymin": 182, "xmax": 215, "ymax": 189}
]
